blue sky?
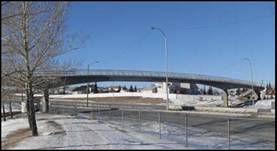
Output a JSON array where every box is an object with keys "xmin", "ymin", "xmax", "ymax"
[{"xmin": 59, "ymin": 2, "xmax": 275, "ymax": 87}]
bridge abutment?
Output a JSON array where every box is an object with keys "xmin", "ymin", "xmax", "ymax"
[{"xmin": 254, "ymin": 89, "xmax": 261, "ymax": 100}]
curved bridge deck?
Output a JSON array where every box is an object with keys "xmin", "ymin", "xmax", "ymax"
[{"xmin": 39, "ymin": 69, "xmax": 263, "ymax": 90}]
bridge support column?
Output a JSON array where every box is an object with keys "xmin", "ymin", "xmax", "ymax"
[
  {"xmin": 223, "ymin": 89, "xmax": 229, "ymax": 108},
  {"xmin": 162, "ymin": 82, "xmax": 168, "ymax": 100},
  {"xmin": 42, "ymin": 88, "xmax": 49, "ymax": 112},
  {"xmin": 254, "ymin": 89, "xmax": 261, "ymax": 101}
]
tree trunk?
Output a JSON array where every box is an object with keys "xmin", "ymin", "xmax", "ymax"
[
  {"xmin": 21, "ymin": 2, "xmax": 38, "ymax": 136},
  {"xmin": 2, "ymin": 104, "xmax": 6, "ymax": 121},
  {"xmin": 27, "ymin": 80, "xmax": 38, "ymax": 136},
  {"xmin": 43, "ymin": 88, "xmax": 49, "ymax": 113},
  {"xmin": 9, "ymin": 101, "xmax": 13, "ymax": 119},
  {"xmin": 25, "ymin": 79, "xmax": 38, "ymax": 136},
  {"xmin": 26, "ymin": 89, "xmax": 32, "ymax": 129}
]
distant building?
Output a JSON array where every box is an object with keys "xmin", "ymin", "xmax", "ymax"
[
  {"xmin": 108, "ymin": 86, "xmax": 121, "ymax": 92},
  {"xmin": 49, "ymin": 87, "xmax": 66, "ymax": 94},
  {"xmin": 141, "ymin": 85, "xmax": 157, "ymax": 93},
  {"xmin": 98, "ymin": 87, "xmax": 109, "ymax": 93},
  {"xmin": 72, "ymin": 84, "xmax": 96, "ymax": 94},
  {"xmin": 141, "ymin": 82, "xmax": 200, "ymax": 95},
  {"xmin": 72, "ymin": 86, "xmax": 88, "ymax": 94}
]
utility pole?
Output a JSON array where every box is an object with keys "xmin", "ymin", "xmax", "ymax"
[{"xmin": 151, "ymin": 27, "xmax": 169, "ymax": 110}]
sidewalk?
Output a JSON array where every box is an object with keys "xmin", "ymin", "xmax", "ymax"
[{"xmin": 2, "ymin": 113, "xmax": 189, "ymax": 149}]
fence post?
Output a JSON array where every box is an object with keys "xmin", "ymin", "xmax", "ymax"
[
  {"xmin": 95, "ymin": 105, "xmax": 97, "ymax": 120},
  {"xmin": 158, "ymin": 112, "xmax": 161, "ymax": 139},
  {"xmin": 138, "ymin": 110, "xmax": 141, "ymax": 132},
  {"xmin": 185, "ymin": 113, "xmax": 188, "ymax": 147},
  {"xmin": 74, "ymin": 105, "xmax": 77, "ymax": 116},
  {"xmin": 9, "ymin": 101, "xmax": 13, "ymax": 119},
  {"xmin": 121, "ymin": 110, "xmax": 124, "ymax": 128},
  {"xmin": 98, "ymin": 105, "xmax": 100, "ymax": 120},
  {"xmin": 91, "ymin": 105, "xmax": 94, "ymax": 120},
  {"xmin": 109, "ymin": 106, "xmax": 112, "ymax": 119},
  {"xmin": 227, "ymin": 118, "xmax": 230, "ymax": 150}
]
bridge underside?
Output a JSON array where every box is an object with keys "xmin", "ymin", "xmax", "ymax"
[
  {"xmin": 39, "ymin": 69, "xmax": 264, "ymax": 108},
  {"xmin": 54, "ymin": 75, "xmax": 263, "ymax": 91},
  {"xmin": 47, "ymin": 75, "xmax": 262, "ymax": 107}
]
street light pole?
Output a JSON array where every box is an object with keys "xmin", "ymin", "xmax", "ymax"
[
  {"xmin": 86, "ymin": 64, "xmax": 90, "ymax": 107},
  {"xmin": 243, "ymin": 58, "xmax": 255, "ymax": 106},
  {"xmin": 151, "ymin": 27, "xmax": 169, "ymax": 110},
  {"xmin": 86, "ymin": 61, "xmax": 99, "ymax": 107}
]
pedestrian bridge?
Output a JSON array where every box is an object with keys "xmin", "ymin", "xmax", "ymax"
[{"xmin": 40, "ymin": 69, "xmax": 263, "ymax": 91}]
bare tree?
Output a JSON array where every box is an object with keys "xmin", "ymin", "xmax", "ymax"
[
  {"xmin": 1, "ymin": 2, "xmax": 85, "ymax": 136},
  {"xmin": 38, "ymin": 60, "xmax": 78, "ymax": 113}
]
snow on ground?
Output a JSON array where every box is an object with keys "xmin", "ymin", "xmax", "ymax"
[
  {"xmin": 2, "ymin": 113, "xmax": 192, "ymax": 149},
  {"xmin": 93, "ymin": 114, "xmax": 273, "ymax": 149},
  {"xmin": 2, "ymin": 111, "xmax": 274, "ymax": 149},
  {"xmin": 1, "ymin": 118, "xmax": 29, "ymax": 139},
  {"xmin": 254, "ymin": 99, "xmax": 275, "ymax": 109},
  {"xmin": 242, "ymin": 99, "xmax": 275, "ymax": 110},
  {"xmin": 1, "ymin": 114, "xmax": 66, "ymax": 139},
  {"xmin": 49, "ymin": 93, "xmax": 224, "ymax": 106}
]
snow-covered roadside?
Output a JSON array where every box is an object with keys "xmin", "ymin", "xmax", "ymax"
[
  {"xmin": 2, "ymin": 112, "xmax": 274, "ymax": 149},
  {"xmin": 242, "ymin": 99, "xmax": 275, "ymax": 112},
  {"xmin": 1, "ymin": 114, "xmax": 66, "ymax": 139},
  {"xmin": 1, "ymin": 118, "xmax": 29, "ymax": 139},
  {"xmin": 254, "ymin": 99, "xmax": 275, "ymax": 109},
  {"xmin": 87, "ymin": 114, "xmax": 274, "ymax": 150},
  {"xmin": 2, "ymin": 113, "xmax": 191, "ymax": 149}
]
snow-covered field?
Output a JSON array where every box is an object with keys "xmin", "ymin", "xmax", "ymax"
[{"xmin": 49, "ymin": 92, "xmax": 223, "ymax": 106}]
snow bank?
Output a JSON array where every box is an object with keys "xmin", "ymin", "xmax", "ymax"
[
  {"xmin": 1, "ymin": 118, "xmax": 29, "ymax": 138},
  {"xmin": 254, "ymin": 99, "xmax": 275, "ymax": 109}
]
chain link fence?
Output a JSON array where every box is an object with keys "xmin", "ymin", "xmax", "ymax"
[{"xmin": 49, "ymin": 101, "xmax": 275, "ymax": 149}]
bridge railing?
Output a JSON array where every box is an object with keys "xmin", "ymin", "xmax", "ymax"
[{"xmin": 33, "ymin": 69, "xmax": 263, "ymax": 88}]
